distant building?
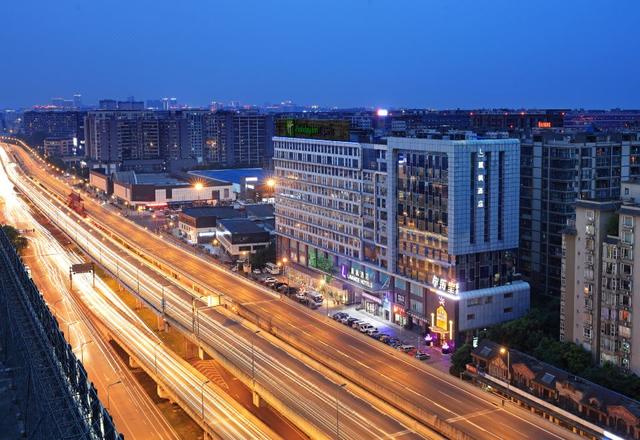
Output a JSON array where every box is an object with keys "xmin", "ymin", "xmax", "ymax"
[
  {"xmin": 519, "ymin": 131, "xmax": 640, "ymax": 297},
  {"xmin": 146, "ymin": 99, "xmax": 163, "ymax": 110},
  {"xmin": 565, "ymin": 110, "xmax": 640, "ymax": 130},
  {"xmin": 190, "ymin": 168, "xmax": 273, "ymax": 199},
  {"xmin": 22, "ymin": 110, "xmax": 86, "ymax": 149},
  {"xmin": 43, "ymin": 137, "xmax": 75, "ymax": 158},
  {"xmin": 470, "ymin": 110, "xmax": 566, "ymax": 132},
  {"xmin": 561, "ymin": 180, "xmax": 640, "ymax": 373},
  {"xmin": 216, "ymin": 218, "xmax": 271, "ymax": 257},
  {"xmin": 203, "ymin": 111, "xmax": 274, "ymax": 168}
]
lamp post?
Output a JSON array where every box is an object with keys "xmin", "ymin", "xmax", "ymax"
[
  {"xmin": 500, "ymin": 347, "xmax": 511, "ymax": 391},
  {"xmin": 336, "ymin": 382, "xmax": 347, "ymax": 440},
  {"xmin": 106, "ymin": 379, "xmax": 123, "ymax": 410},
  {"xmin": 281, "ymin": 257, "xmax": 289, "ymax": 286},
  {"xmin": 194, "ymin": 182, "xmax": 204, "ymax": 204},
  {"xmin": 252, "ymin": 330, "xmax": 261, "ymax": 391}
]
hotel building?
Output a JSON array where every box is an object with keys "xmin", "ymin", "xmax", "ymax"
[{"xmin": 273, "ymin": 122, "xmax": 530, "ymax": 343}]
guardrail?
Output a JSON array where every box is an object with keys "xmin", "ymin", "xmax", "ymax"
[{"xmin": 0, "ymin": 228, "xmax": 122, "ymax": 440}]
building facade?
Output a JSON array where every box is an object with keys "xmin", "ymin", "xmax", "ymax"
[
  {"xmin": 561, "ymin": 181, "xmax": 640, "ymax": 374},
  {"xmin": 23, "ymin": 110, "xmax": 86, "ymax": 149},
  {"xmin": 43, "ymin": 137, "xmax": 76, "ymax": 158},
  {"xmin": 274, "ymin": 127, "xmax": 530, "ymax": 344},
  {"xmin": 520, "ymin": 131, "xmax": 640, "ymax": 297}
]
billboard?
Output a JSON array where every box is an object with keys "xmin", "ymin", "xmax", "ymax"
[{"xmin": 275, "ymin": 119, "xmax": 350, "ymax": 141}]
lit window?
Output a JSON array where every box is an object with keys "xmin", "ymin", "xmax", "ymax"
[{"xmin": 477, "ymin": 188, "xmax": 484, "ymax": 195}]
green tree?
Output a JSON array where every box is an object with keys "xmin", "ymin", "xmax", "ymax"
[
  {"xmin": 450, "ymin": 343, "xmax": 473, "ymax": 376},
  {"xmin": 1, "ymin": 225, "xmax": 28, "ymax": 253},
  {"xmin": 249, "ymin": 242, "xmax": 275, "ymax": 269}
]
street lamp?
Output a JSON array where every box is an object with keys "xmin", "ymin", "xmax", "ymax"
[
  {"xmin": 281, "ymin": 257, "xmax": 289, "ymax": 285},
  {"xmin": 500, "ymin": 346, "xmax": 511, "ymax": 391},
  {"xmin": 106, "ymin": 379, "xmax": 123, "ymax": 410},
  {"xmin": 336, "ymin": 382, "xmax": 347, "ymax": 440},
  {"xmin": 252, "ymin": 330, "xmax": 261, "ymax": 391},
  {"xmin": 194, "ymin": 182, "xmax": 204, "ymax": 203}
]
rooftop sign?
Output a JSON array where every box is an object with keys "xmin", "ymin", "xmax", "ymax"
[{"xmin": 276, "ymin": 119, "xmax": 350, "ymax": 141}]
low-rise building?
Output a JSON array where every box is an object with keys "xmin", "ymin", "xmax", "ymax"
[
  {"xmin": 216, "ymin": 219, "xmax": 271, "ymax": 258},
  {"xmin": 111, "ymin": 171, "xmax": 234, "ymax": 209},
  {"xmin": 178, "ymin": 207, "xmax": 242, "ymax": 244},
  {"xmin": 89, "ymin": 169, "xmax": 112, "ymax": 195},
  {"xmin": 471, "ymin": 340, "xmax": 640, "ymax": 440}
]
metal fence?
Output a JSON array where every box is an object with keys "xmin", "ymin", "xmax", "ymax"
[{"xmin": 0, "ymin": 228, "xmax": 122, "ymax": 440}]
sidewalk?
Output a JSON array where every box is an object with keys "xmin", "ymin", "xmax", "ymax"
[{"xmin": 321, "ymin": 304, "xmax": 453, "ymax": 374}]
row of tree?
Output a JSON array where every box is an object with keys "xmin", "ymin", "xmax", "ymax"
[{"xmin": 1, "ymin": 224, "xmax": 28, "ymax": 253}]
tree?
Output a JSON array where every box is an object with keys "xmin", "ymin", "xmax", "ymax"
[
  {"xmin": 1, "ymin": 225, "xmax": 28, "ymax": 254},
  {"xmin": 249, "ymin": 242, "xmax": 275, "ymax": 268},
  {"xmin": 450, "ymin": 343, "xmax": 472, "ymax": 376}
]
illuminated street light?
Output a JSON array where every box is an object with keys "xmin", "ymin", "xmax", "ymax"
[
  {"xmin": 266, "ymin": 178, "xmax": 276, "ymax": 188},
  {"xmin": 500, "ymin": 346, "xmax": 511, "ymax": 391}
]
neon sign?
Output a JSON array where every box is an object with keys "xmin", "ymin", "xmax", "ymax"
[
  {"xmin": 432, "ymin": 275, "xmax": 459, "ymax": 295},
  {"xmin": 342, "ymin": 265, "xmax": 373, "ymax": 289}
]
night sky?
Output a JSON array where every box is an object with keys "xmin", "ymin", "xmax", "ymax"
[{"xmin": 2, "ymin": 0, "xmax": 639, "ymax": 108}]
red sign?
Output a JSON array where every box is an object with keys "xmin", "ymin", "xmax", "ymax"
[{"xmin": 538, "ymin": 121, "xmax": 552, "ymax": 128}]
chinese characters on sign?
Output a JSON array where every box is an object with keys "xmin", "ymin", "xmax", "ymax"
[
  {"xmin": 431, "ymin": 275, "xmax": 459, "ymax": 295},
  {"xmin": 477, "ymin": 149, "xmax": 485, "ymax": 209},
  {"xmin": 343, "ymin": 265, "xmax": 374, "ymax": 289}
]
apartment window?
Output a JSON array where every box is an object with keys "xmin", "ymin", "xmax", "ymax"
[
  {"xmin": 504, "ymin": 307, "xmax": 513, "ymax": 313},
  {"xmin": 504, "ymin": 292, "xmax": 513, "ymax": 299},
  {"xmin": 622, "ymin": 264, "xmax": 632, "ymax": 276},
  {"xmin": 466, "ymin": 314, "xmax": 476, "ymax": 320},
  {"xmin": 622, "ymin": 231, "xmax": 634, "ymax": 244},
  {"xmin": 585, "ymin": 210, "xmax": 595, "ymax": 222},
  {"xmin": 623, "ymin": 215, "xmax": 634, "ymax": 228},
  {"xmin": 584, "ymin": 327, "xmax": 592, "ymax": 340}
]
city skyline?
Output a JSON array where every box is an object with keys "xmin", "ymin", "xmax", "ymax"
[{"xmin": 2, "ymin": 0, "xmax": 639, "ymax": 109}]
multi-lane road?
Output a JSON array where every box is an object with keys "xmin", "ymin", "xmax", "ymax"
[{"xmin": 3, "ymin": 139, "xmax": 583, "ymax": 440}]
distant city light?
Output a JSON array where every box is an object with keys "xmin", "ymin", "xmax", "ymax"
[{"xmin": 376, "ymin": 108, "xmax": 389, "ymax": 117}]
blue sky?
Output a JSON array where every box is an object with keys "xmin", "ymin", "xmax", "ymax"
[{"xmin": 1, "ymin": 0, "xmax": 639, "ymax": 108}]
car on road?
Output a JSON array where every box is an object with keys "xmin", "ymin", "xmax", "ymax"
[
  {"xmin": 273, "ymin": 281, "xmax": 287, "ymax": 290},
  {"xmin": 397, "ymin": 344, "xmax": 416, "ymax": 353},
  {"xmin": 387, "ymin": 338, "xmax": 402, "ymax": 348},
  {"xmin": 294, "ymin": 292, "xmax": 308, "ymax": 303},
  {"xmin": 415, "ymin": 351, "xmax": 431, "ymax": 361}
]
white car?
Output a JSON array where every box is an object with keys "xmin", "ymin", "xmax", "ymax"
[{"xmin": 359, "ymin": 323, "xmax": 375, "ymax": 333}]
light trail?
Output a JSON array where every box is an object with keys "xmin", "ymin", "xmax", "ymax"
[
  {"xmin": 0, "ymin": 142, "xmax": 425, "ymax": 440},
  {"xmin": 0, "ymin": 148, "xmax": 279, "ymax": 440}
]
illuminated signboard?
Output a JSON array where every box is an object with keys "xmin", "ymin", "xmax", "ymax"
[
  {"xmin": 432, "ymin": 275, "xmax": 459, "ymax": 295},
  {"xmin": 537, "ymin": 121, "xmax": 552, "ymax": 128},
  {"xmin": 436, "ymin": 305, "xmax": 448, "ymax": 331},
  {"xmin": 276, "ymin": 119, "xmax": 350, "ymax": 141},
  {"xmin": 477, "ymin": 149, "xmax": 485, "ymax": 209},
  {"xmin": 342, "ymin": 265, "xmax": 374, "ymax": 288}
]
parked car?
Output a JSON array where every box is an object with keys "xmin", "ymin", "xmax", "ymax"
[
  {"xmin": 415, "ymin": 351, "xmax": 431, "ymax": 361},
  {"xmin": 263, "ymin": 276, "xmax": 278, "ymax": 285},
  {"xmin": 351, "ymin": 320, "xmax": 364, "ymax": 329},
  {"xmin": 359, "ymin": 323, "xmax": 375, "ymax": 333},
  {"xmin": 397, "ymin": 344, "xmax": 416, "ymax": 353},
  {"xmin": 367, "ymin": 330, "xmax": 380, "ymax": 338},
  {"xmin": 387, "ymin": 338, "xmax": 402, "ymax": 348},
  {"xmin": 277, "ymin": 283, "xmax": 290, "ymax": 293},
  {"xmin": 340, "ymin": 316, "xmax": 351, "ymax": 325},
  {"xmin": 377, "ymin": 334, "xmax": 391, "ymax": 343},
  {"xmin": 332, "ymin": 312, "xmax": 348, "ymax": 321},
  {"xmin": 253, "ymin": 268, "xmax": 262, "ymax": 274},
  {"xmin": 285, "ymin": 287, "xmax": 299, "ymax": 296},
  {"xmin": 345, "ymin": 317, "xmax": 360, "ymax": 326}
]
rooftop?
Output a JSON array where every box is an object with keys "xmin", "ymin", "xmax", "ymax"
[
  {"xmin": 218, "ymin": 218, "xmax": 268, "ymax": 234},
  {"xmin": 181, "ymin": 207, "xmax": 242, "ymax": 219},
  {"xmin": 190, "ymin": 168, "xmax": 269, "ymax": 185}
]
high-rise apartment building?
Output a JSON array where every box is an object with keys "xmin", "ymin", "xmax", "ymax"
[
  {"xmin": 561, "ymin": 181, "xmax": 640, "ymax": 373},
  {"xmin": 203, "ymin": 111, "xmax": 273, "ymax": 168},
  {"xmin": 22, "ymin": 110, "xmax": 86, "ymax": 149},
  {"xmin": 274, "ymin": 122, "xmax": 529, "ymax": 343},
  {"xmin": 519, "ymin": 131, "xmax": 640, "ymax": 297}
]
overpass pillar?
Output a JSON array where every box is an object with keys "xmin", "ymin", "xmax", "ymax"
[
  {"xmin": 184, "ymin": 339, "xmax": 197, "ymax": 359},
  {"xmin": 252, "ymin": 390, "xmax": 262, "ymax": 408},
  {"xmin": 128, "ymin": 356, "xmax": 139, "ymax": 369},
  {"xmin": 157, "ymin": 315, "xmax": 167, "ymax": 332},
  {"xmin": 198, "ymin": 346, "xmax": 211, "ymax": 360},
  {"xmin": 157, "ymin": 384, "xmax": 171, "ymax": 402}
]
